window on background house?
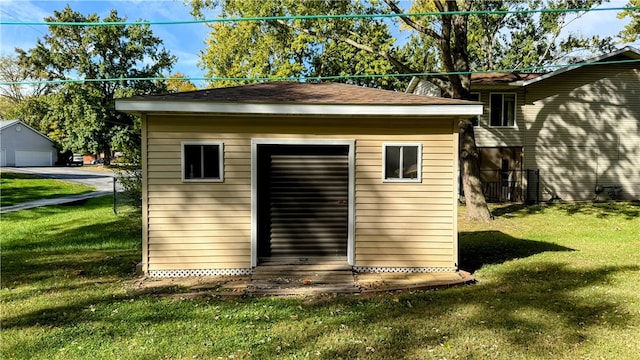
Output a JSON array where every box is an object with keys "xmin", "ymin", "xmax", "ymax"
[
  {"xmin": 182, "ymin": 141, "xmax": 224, "ymax": 182},
  {"xmin": 490, "ymin": 93, "xmax": 516, "ymax": 127},
  {"xmin": 383, "ymin": 143, "xmax": 422, "ymax": 182}
]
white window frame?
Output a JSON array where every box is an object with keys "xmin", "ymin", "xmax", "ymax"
[
  {"xmin": 181, "ymin": 140, "xmax": 224, "ymax": 182},
  {"xmin": 382, "ymin": 143, "xmax": 422, "ymax": 183},
  {"xmin": 489, "ymin": 92, "xmax": 517, "ymax": 128},
  {"xmin": 470, "ymin": 92, "xmax": 481, "ymax": 127}
]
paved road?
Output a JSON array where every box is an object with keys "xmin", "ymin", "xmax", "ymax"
[
  {"xmin": 4, "ymin": 166, "xmax": 120, "ymax": 192},
  {"xmin": 1, "ymin": 166, "xmax": 123, "ymax": 213}
]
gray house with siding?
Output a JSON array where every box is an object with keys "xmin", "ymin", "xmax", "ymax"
[
  {"xmin": 0, "ymin": 120, "xmax": 57, "ymax": 167},
  {"xmin": 408, "ymin": 47, "xmax": 640, "ymax": 202}
]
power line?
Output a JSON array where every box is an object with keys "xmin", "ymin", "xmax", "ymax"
[
  {"xmin": 0, "ymin": 6, "xmax": 637, "ymax": 26},
  {"xmin": 2, "ymin": 58, "xmax": 638, "ymax": 86}
]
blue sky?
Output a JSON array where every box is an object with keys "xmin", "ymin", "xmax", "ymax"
[{"xmin": 0, "ymin": 0, "xmax": 636, "ymax": 86}]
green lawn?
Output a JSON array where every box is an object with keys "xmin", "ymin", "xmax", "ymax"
[
  {"xmin": 0, "ymin": 171, "xmax": 95, "ymax": 207},
  {"xmin": 1, "ymin": 198, "xmax": 639, "ymax": 359}
]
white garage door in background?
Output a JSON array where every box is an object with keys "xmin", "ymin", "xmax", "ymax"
[{"xmin": 15, "ymin": 150, "xmax": 52, "ymax": 167}]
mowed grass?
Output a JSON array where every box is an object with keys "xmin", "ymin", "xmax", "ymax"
[
  {"xmin": 1, "ymin": 198, "xmax": 639, "ymax": 359},
  {"xmin": 0, "ymin": 171, "xmax": 95, "ymax": 206}
]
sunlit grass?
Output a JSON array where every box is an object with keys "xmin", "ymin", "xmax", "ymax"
[
  {"xmin": 0, "ymin": 171, "xmax": 95, "ymax": 206},
  {"xmin": 1, "ymin": 199, "xmax": 639, "ymax": 359}
]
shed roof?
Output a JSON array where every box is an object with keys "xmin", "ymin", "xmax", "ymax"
[{"xmin": 117, "ymin": 82, "xmax": 483, "ymax": 117}]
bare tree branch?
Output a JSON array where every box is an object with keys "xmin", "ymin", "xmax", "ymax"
[{"xmin": 382, "ymin": 0, "xmax": 442, "ymax": 40}]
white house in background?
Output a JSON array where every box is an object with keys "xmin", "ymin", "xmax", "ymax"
[
  {"xmin": 408, "ymin": 47, "xmax": 640, "ymax": 202},
  {"xmin": 0, "ymin": 120, "xmax": 57, "ymax": 167}
]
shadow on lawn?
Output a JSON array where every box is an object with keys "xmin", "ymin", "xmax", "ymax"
[
  {"xmin": 458, "ymin": 231, "xmax": 574, "ymax": 273},
  {"xmin": 491, "ymin": 201, "xmax": 640, "ymax": 220}
]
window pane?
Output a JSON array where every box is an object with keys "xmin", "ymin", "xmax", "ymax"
[
  {"xmin": 402, "ymin": 146, "xmax": 418, "ymax": 179},
  {"xmin": 202, "ymin": 145, "xmax": 220, "ymax": 178},
  {"xmin": 184, "ymin": 145, "xmax": 202, "ymax": 179},
  {"xmin": 490, "ymin": 94, "xmax": 502, "ymax": 126},
  {"xmin": 385, "ymin": 146, "xmax": 401, "ymax": 179},
  {"xmin": 504, "ymin": 94, "xmax": 516, "ymax": 126}
]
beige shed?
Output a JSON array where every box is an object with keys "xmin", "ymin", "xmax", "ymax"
[{"xmin": 116, "ymin": 82, "xmax": 482, "ymax": 277}]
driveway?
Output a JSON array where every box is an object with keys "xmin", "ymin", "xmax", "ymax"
[
  {"xmin": 1, "ymin": 166, "xmax": 124, "ymax": 213},
  {"xmin": 5, "ymin": 166, "xmax": 121, "ymax": 192}
]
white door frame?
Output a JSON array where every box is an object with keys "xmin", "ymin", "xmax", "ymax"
[{"xmin": 251, "ymin": 138, "xmax": 355, "ymax": 267}]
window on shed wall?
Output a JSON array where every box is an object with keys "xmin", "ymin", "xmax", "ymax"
[
  {"xmin": 182, "ymin": 142, "xmax": 224, "ymax": 182},
  {"xmin": 490, "ymin": 93, "xmax": 516, "ymax": 127},
  {"xmin": 383, "ymin": 144, "xmax": 422, "ymax": 182}
]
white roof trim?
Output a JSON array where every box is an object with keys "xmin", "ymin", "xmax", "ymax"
[
  {"xmin": 116, "ymin": 101, "xmax": 483, "ymax": 116},
  {"xmin": 516, "ymin": 46, "xmax": 640, "ymax": 86}
]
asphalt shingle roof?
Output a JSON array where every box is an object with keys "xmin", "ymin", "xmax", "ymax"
[{"xmin": 132, "ymin": 82, "xmax": 477, "ymax": 105}]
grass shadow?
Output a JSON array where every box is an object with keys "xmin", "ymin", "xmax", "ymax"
[
  {"xmin": 459, "ymin": 231, "xmax": 574, "ymax": 273},
  {"xmin": 490, "ymin": 201, "xmax": 639, "ymax": 220}
]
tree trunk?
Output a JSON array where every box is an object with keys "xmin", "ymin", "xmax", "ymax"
[{"xmin": 459, "ymin": 118, "xmax": 493, "ymax": 221}]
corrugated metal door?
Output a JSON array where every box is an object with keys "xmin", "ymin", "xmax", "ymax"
[{"xmin": 258, "ymin": 145, "xmax": 349, "ymax": 259}]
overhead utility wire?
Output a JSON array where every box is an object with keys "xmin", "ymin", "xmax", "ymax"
[
  {"xmin": 2, "ymin": 58, "xmax": 639, "ymax": 86},
  {"xmin": 1, "ymin": 6, "xmax": 637, "ymax": 26}
]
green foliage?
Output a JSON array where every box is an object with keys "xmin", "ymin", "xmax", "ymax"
[
  {"xmin": 0, "ymin": 171, "xmax": 95, "ymax": 206},
  {"xmin": 112, "ymin": 150, "xmax": 143, "ymax": 210},
  {"xmin": 618, "ymin": 0, "xmax": 640, "ymax": 42},
  {"xmin": 192, "ymin": 0, "xmax": 403, "ymax": 89},
  {"xmin": 15, "ymin": 5, "xmax": 175, "ymax": 158}
]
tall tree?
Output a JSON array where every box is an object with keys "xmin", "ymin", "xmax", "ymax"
[
  {"xmin": 0, "ymin": 55, "xmax": 49, "ymax": 120},
  {"xmin": 17, "ymin": 6, "xmax": 175, "ymax": 162},
  {"xmin": 190, "ymin": 0, "xmax": 614, "ymax": 220}
]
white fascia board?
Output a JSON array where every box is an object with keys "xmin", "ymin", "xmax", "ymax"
[{"xmin": 116, "ymin": 100, "xmax": 483, "ymax": 117}]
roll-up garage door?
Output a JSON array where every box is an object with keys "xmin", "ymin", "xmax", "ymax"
[
  {"xmin": 257, "ymin": 145, "xmax": 349, "ymax": 259},
  {"xmin": 15, "ymin": 150, "xmax": 52, "ymax": 167}
]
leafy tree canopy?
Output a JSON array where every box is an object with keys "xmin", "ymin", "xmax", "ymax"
[
  {"xmin": 618, "ymin": 0, "xmax": 640, "ymax": 42},
  {"xmin": 16, "ymin": 5, "xmax": 175, "ymax": 161},
  {"xmin": 167, "ymin": 72, "xmax": 199, "ymax": 92}
]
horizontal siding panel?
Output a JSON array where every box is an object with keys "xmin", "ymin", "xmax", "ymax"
[
  {"xmin": 356, "ymin": 216, "xmax": 453, "ymax": 224},
  {"xmin": 148, "ymin": 204, "xmax": 249, "ymax": 211},
  {"xmin": 150, "ymin": 222, "xmax": 250, "ymax": 231},
  {"xmin": 149, "ymin": 243, "xmax": 249, "ymax": 251},
  {"xmin": 148, "ymin": 138, "xmax": 250, "ymax": 146},
  {"xmin": 148, "ymin": 235, "xmax": 249, "ymax": 243},
  {"xmin": 148, "ymin": 171, "xmax": 249, "ymax": 179},
  {"xmin": 151, "ymin": 256, "xmax": 250, "ymax": 264},
  {"xmin": 151, "ymin": 249, "xmax": 249, "ymax": 257},
  {"xmin": 148, "ymin": 178, "xmax": 251, "ymax": 185},
  {"xmin": 355, "ymin": 254, "xmax": 452, "ymax": 262},
  {"xmin": 355, "ymin": 256, "xmax": 455, "ymax": 268},
  {"xmin": 356, "ymin": 222, "xmax": 453, "ymax": 230},
  {"xmin": 356, "ymin": 241, "xmax": 452, "ymax": 255},
  {"xmin": 356, "ymin": 193, "xmax": 453, "ymax": 202},
  {"xmin": 356, "ymin": 232, "xmax": 453, "ymax": 240},
  {"xmin": 148, "ymin": 218, "xmax": 250, "ymax": 226},
  {"xmin": 148, "ymin": 211, "xmax": 250, "ymax": 220},
  {"xmin": 148, "ymin": 184, "xmax": 251, "ymax": 192},
  {"xmin": 149, "ymin": 190, "xmax": 251, "ymax": 198},
  {"xmin": 148, "ymin": 262, "xmax": 250, "ymax": 270},
  {"xmin": 150, "ymin": 230, "xmax": 250, "ymax": 237},
  {"xmin": 355, "ymin": 203, "xmax": 451, "ymax": 211},
  {"xmin": 147, "ymin": 228, "xmax": 249, "ymax": 237},
  {"xmin": 355, "ymin": 165, "xmax": 452, "ymax": 173},
  {"xmin": 148, "ymin": 164, "xmax": 251, "ymax": 173},
  {"xmin": 354, "ymin": 176, "xmax": 452, "ymax": 186},
  {"xmin": 356, "ymin": 209, "xmax": 452, "ymax": 217},
  {"xmin": 149, "ymin": 196, "xmax": 248, "ymax": 204}
]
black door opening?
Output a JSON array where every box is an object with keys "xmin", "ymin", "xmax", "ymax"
[{"xmin": 257, "ymin": 144, "xmax": 349, "ymax": 261}]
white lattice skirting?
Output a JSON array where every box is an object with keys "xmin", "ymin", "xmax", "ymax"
[
  {"xmin": 148, "ymin": 268, "xmax": 252, "ymax": 278},
  {"xmin": 353, "ymin": 266, "xmax": 458, "ymax": 273},
  {"xmin": 148, "ymin": 266, "xmax": 457, "ymax": 278}
]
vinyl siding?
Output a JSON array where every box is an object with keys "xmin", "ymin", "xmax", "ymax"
[
  {"xmin": 144, "ymin": 115, "xmax": 458, "ymax": 271},
  {"xmin": 523, "ymin": 62, "xmax": 640, "ymax": 201}
]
